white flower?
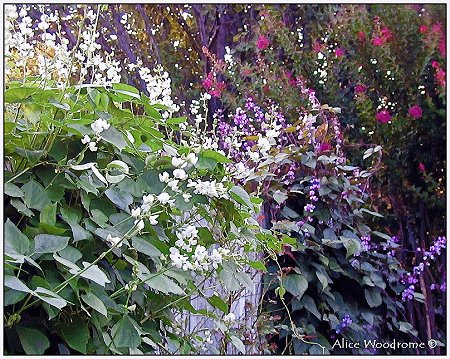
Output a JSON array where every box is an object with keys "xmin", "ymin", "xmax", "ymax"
[
  {"xmin": 106, "ymin": 234, "xmax": 122, "ymax": 248},
  {"xmin": 143, "ymin": 194, "xmax": 155, "ymax": 204},
  {"xmin": 157, "ymin": 192, "xmax": 172, "ymax": 205},
  {"xmin": 135, "ymin": 219, "xmax": 145, "ymax": 231},
  {"xmin": 210, "ymin": 248, "xmax": 224, "ymax": 269},
  {"xmin": 81, "ymin": 135, "xmax": 91, "ymax": 144},
  {"xmin": 223, "ymin": 312, "xmax": 236, "ymax": 323},
  {"xmin": 171, "ymin": 157, "xmax": 186, "ymax": 168},
  {"xmin": 257, "ymin": 137, "xmax": 271, "ymax": 153},
  {"xmin": 91, "ymin": 118, "xmax": 110, "ymax": 135},
  {"xmin": 148, "ymin": 215, "xmax": 159, "ymax": 225},
  {"xmin": 173, "ymin": 168, "xmax": 188, "ymax": 180},
  {"xmin": 159, "ymin": 171, "xmax": 170, "ymax": 183},
  {"xmin": 186, "ymin": 153, "xmax": 198, "ymax": 165},
  {"xmin": 182, "ymin": 193, "xmax": 192, "ymax": 203},
  {"xmin": 131, "ymin": 207, "xmax": 141, "ymax": 218},
  {"xmin": 168, "ymin": 179, "xmax": 179, "ymax": 191},
  {"xmin": 169, "ymin": 247, "xmax": 189, "ymax": 269},
  {"xmin": 248, "ymin": 151, "xmax": 260, "ymax": 162},
  {"xmin": 88, "ymin": 142, "xmax": 98, "ymax": 152},
  {"xmin": 266, "ymin": 129, "xmax": 280, "ymax": 138}
]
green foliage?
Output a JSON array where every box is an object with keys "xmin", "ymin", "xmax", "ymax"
[{"xmin": 4, "ymin": 81, "xmax": 270, "ymax": 354}]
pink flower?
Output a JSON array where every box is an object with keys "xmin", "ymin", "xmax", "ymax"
[
  {"xmin": 438, "ymin": 38, "xmax": 446, "ymax": 58},
  {"xmin": 257, "ymin": 35, "xmax": 270, "ymax": 50},
  {"xmin": 436, "ymin": 68, "xmax": 446, "ymax": 88},
  {"xmin": 358, "ymin": 31, "xmax": 366, "ymax": 42},
  {"xmin": 380, "ymin": 27, "xmax": 393, "ymax": 41},
  {"xmin": 418, "ymin": 163, "xmax": 426, "ymax": 172},
  {"xmin": 313, "ymin": 41, "xmax": 323, "ymax": 52},
  {"xmin": 408, "ymin": 105, "xmax": 423, "ymax": 119},
  {"xmin": 432, "ymin": 22, "xmax": 442, "ymax": 35},
  {"xmin": 319, "ymin": 142, "xmax": 332, "ymax": 152},
  {"xmin": 335, "ymin": 48, "xmax": 345, "ymax": 58},
  {"xmin": 355, "ymin": 84, "xmax": 367, "ymax": 94},
  {"xmin": 419, "ymin": 25, "xmax": 428, "ymax": 34},
  {"xmin": 372, "ymin": 36, "xmax": 384, "ymax": 46},
  {"xmin": 376, "ymin": 110, "xmax": 392, "ymax": 123},
  {"xmin": 202, "ymin": 77, "xmax": 213, "ymax": 90}
]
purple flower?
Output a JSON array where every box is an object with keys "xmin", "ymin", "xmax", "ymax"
[
  {"xmin": 376, "ymin": 110, "xmax": 392, "ymax": 123},
  {"xmin": 408, "ymin": 105, "xmax": 423, "ymax": 119}
]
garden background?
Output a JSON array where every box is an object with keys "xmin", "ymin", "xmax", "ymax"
[{"xmin": 3, "ymin": 3, "xmax": 446, "ymax": 355}]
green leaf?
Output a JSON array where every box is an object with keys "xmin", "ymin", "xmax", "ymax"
[
  {"xmin": 10, "ymin": 199, "xmax": 34, "ymax": 217},
  {"xmin": 195, "ymin": 155, "xmax": 217, "ymax": 170},
  {"xmin": 81, "ymin": 292, "xmax": 108, "ymax": 317},
  {"xmin": 101, "ymin": 127, "xmax": 128, "ymax": 150},
  {"xmin": 340, "ymin": 237, "xmax": 361, "ymax": 258},
  {"xmin": 112, "ymin": 83, "xmax": 140, "ymax": 98},
  {"xmin": 248, "ymin": 260, "xmax": 267, "ymax": 272},
  {"xmin": 112, "ymin": 315, "xmax": 141, "ymax": 348},
  {"xmin": 273, "ymin": 190, "xmax": 288, "ymax": 204},
  {"xmin": 201, "ymin": 149, "xmax": 232, "ymax": 163},
  {"xmin": 40, "ymin": 203, "xmax": 57, "ymax": 226},
  {"xmin": 144, "ymin": 104, "xmax": 162, "ymax": 119},
  {"xmin": 230, "ymin": 335, "xmax": 246, "ymax": 354},
  {"xmin": 34, "ymin": 287, "xmax": 67, "ymax": 309},
  {"xmin": 22, "ymin": 180, "xmax": 52, "ymax": 211},
  {"xmin": 76, "ymin": 262, "xmax": 111, "ymax": 287},
  {"xmin": 5, "ymin": 183, "xmax": 24, "ymax": 197},
  {"xmin": 5, "ymin": 219, "xmax": 30, "ymax": 256},
  {"xmin": 145, "ymin": 274, "xmax": 184, "ymax": 295},
  {"xmin": 372, "ymin": 231, "xmax": 391, "ymax": 241},
  {"xmin": 361, "ymin": 208, "xmax": 384, "ymax": 218},
  {"xmin": 236, "ymin": 272, "xmax": 253, "ymax": 290},
  {"xmin": 49, "ymin": 97, "xmax": 70, "ymax": 110},
  {"xmin": 5, "ymin": 275, "xmax": 33, "ymax": 293},
  {"xmin": 283, "ymin": 274, "xmax": 308, "ymax": 299},
  {"xmin": 15, "ymin": 148, "xmax": 45, "ymax": 164},
  {"xmin": 302, "ymin": 295, "xmax": 321, "ymax": 319},
  {"xmin": 207, "ymin": 295, "xmax": 229, "ymax": 313},
  {"xmin": 166, "ymin": 116, "xmax": 187, "ymax": 125},
  {"xmin": 58, "ymin": 316, "xmax": 89, "ymax": 354},
  {"xmin": 105, "ymin": 188, "xmax": 133, "ymax": 211},
  {"xmin": 364, "ymin": 288, "xmax": 382, "ymax": 308},
  {"xmin": 5, "ymin": 87, "xmax": 37, "ymax": 103},
  {"xmin": 34, "ymin": 234, "xmax": 69, "ymax": 253},
  {"xmin": 132, "ymin": 237, "xmax": 161, "ymax": 258},
  {"xmin": 17, "ymin": 327, "xmax": 50, "ymax": 354},
  {"xmin": 230, "ymin": 186, "xmax": 254, "ymax": 210}
]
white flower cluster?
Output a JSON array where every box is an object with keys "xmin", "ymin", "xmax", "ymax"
[
  {"xmin": 187, "ymin": 179, "xmax": 228, "ymax": 199},
  {"xmin": 6, "ymin": 5, "xmax": 121, "ymax": 87},
  {"xmin": 132, "ymin": 63, "xmax": 180, "ymax": 117},
  {"xmin": 81, "ymin": 118, "xmax": 110, "ymax": 152},
  {"xmin": 155, "ymin": 153, "xmax": 198, "ymax": 202},
  {"xmin": 169, "ymin": 225, "xmax": 230, "ymax": 272}
]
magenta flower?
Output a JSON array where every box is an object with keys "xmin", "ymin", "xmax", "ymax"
[
  {"xmin": 335, "ymin": 48, "xmax": 345, "ymax": 58},
  {"xmin": 376, "ymin": 110, "xmax": 392, "ymax": 123},
  {"xmin": 408, "ymin": 105, "xmax": 423, "ymax": 119},
  {"xmin": 355, "ymin": 84, "xmax": 367, "ymax": 94},
  {"xmin": 419, "ymin": 25, "xmax": 428, "ymax": 34},
  {"xmin": 358, "ymin": 31, "xmax": 366, "ymax": 42},
  {"xmin": 418, "ymin": 163, "xmax": 426, "ymax": 172},
  {"xmin": 319, "ymin": 142, "xmax": 332, "ymax": 152},
  {"xmin": 372, "ymin": 37, "xmax": 384, "ymax": 46},
  {"xmin": 256, "ymin": 35, "xmax": 270, "ymax": 50},
  {"xmin": 313, "ymin": 41, "xmax": 323, "ymax": 53}
]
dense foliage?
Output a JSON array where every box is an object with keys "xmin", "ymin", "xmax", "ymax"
[{"xmin": 3, "ymin": 3, "xmax": 446, "ymax": 355}]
